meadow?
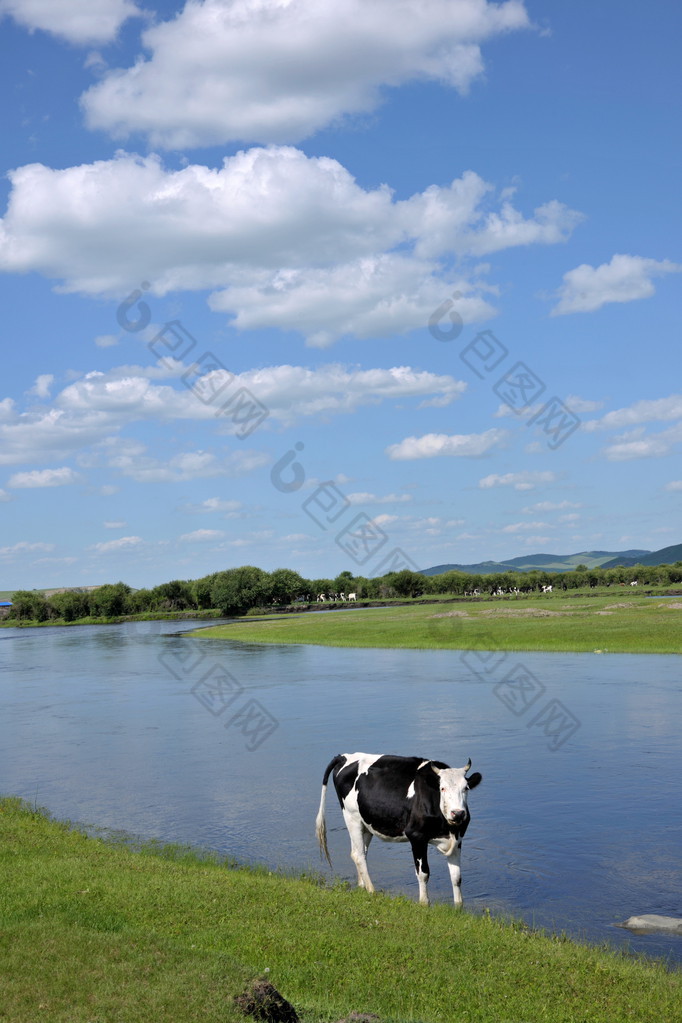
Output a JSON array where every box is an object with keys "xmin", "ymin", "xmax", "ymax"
[
  {"xmin": 1, "ymin": 797, "xmax": 680, "ymax": 1023},
  {"xmin": 192, "ymin": 591, "xmax": 682, "ymax": 654}
]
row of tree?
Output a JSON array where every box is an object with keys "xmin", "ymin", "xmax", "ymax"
[{"xmin": 6, "ymin": 561, "xmax": 681, "ymax": 622}]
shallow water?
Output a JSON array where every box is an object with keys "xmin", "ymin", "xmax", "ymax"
[{"xmin": 1, "ymin": 619, "xmax": 681, "ymax": 964}]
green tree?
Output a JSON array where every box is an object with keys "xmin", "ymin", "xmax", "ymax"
[
  {"xmin": 382, "ymin": 569, "xmax": 425, "ymax": 598},
  {"xmin": 150, "ymin": 579, "xmax": 195, "ymax": 611},
  {"xmin": 90, "ymin": 582, "xmax": 132, "ymax": 617},
  {"xmin": 270, "ymin": 568, "xmax": 306, "ymax": 604},
  {"xmin": 210, "ymin": 566, "xmax": 272, "ymax": 615},
  {"xmin": 47, "ymin": 590, "xmax": 91, "ymax": 621},
  {"xmin": 9, "ymin": 590, "xmax": 50, "ymax": 621}
]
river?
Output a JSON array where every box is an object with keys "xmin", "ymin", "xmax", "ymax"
[{"xmin": 1, "ymin": 619, "xmax": 681, "ymax": 964}]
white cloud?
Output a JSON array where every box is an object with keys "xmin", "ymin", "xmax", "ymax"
[
  {"xmin": 664, "ymin": 480, "xmax": 682, "ymax": 492},
  {"xmin": 522, "ymin": 500, "xmax": 582, "ymax": 512},
  {"xmin": 0, "ymin": 150, "xmax": 580, "ymax": 345},
  {"xmin": 0, "ymin": 362, "xmax": 466, "ymax": 466},
  {"xmin": 347, "ymin": 492, "xmax": 412, "ymax": 505},
  {"xmin": 0, "ymin": 0, "xmax": 141, "ymax": 45},
  {"xmin": 386, "ymin": 427, "xmax": 506, "ymax": 460},
  {"xmin": 551, "ymin": 254, "xmax": 681, "ymax": 315},
  {"xmin": 563, "ymin": 394, "xmax": 604, "ymax": 414},
  {"xmin": 478, "ymin": 470, "xmax": 557, "ymax": 490},
  {"xmin": 501, "ymin": 520, "xmax": 551, "ymax": 533},
  {"xmin": 103, "ymin": 520, "xmax": 126, "ymax": 528},
  {"xmin": 372, "ymin": 514, "xmax": 399, "ymax": 527},
  {"xmin": 8, "ymin": 466, "xmax": 80, "ymax": 488},
  {"xmin": 602, "ymin": 423, "xmax": 682, "ymax": 461},
  {"xmin": 0, "ymin": 488, "xmax": 11, "ymax": 502},
  {"xmin": 0, "ymin": 540, "xmax": 53, "ymax": 556},
  {"xmin": 188, "ymin": 497, "xmax": 244, "ymax": 514},
  {"xmin": 88, "ymin": 535, "xmax": 143, "ymax": 553},
  {"xmin": 95, "ymin": 334, "xmax": 119, "ymax": 348},
  {"xmin": 103, "ymin": 440, "xmax": 269, "ymax": 483},
  {"xmin": 179, "ymin": 529, "xmax": 225, "ymax": 542},
  {"xmin": 81, "ymin": 0, "xmax": 531, "ymax": 147},
  {"xmin": 0, "ymin": 540, "xmax": 55, "ymax": 556},
  {"xmin": 584, "ymin": 394, "xmax": 682, "ymax": 432},
  {"xmin": 27, "ymin": 374, "xmax": 54, "ymax": 399}
]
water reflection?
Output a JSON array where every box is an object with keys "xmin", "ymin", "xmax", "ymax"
[{"xmin": 1, "ymin": 621, "xmax": 681, "ymax": 964}]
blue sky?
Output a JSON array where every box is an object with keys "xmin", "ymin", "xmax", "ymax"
[{"xmin": 0, "ymin": 0, "xmax": 680, "ymax": 590}]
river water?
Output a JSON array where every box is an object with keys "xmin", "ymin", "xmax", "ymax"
[{"xmin": 1, "ymin": 619, "xmax": 681, "ymax": 965}]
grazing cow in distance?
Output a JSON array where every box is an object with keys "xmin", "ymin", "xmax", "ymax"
[
  {"xmin": 316, "ymin": 752, "xmax": 482, "ymax": 907},
  {"xmin": 317, "ymin": 593, "xmax": 326, "ymax": 602},
  {"xmin": 347, "ymin": 592, "xmax": 357, "ymax": 601},
  {"xmin": 630, "ymin": 580, "xmax": 638, "ymax": 587}
]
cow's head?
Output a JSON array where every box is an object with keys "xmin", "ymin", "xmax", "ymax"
[{"xmin": 431, "ymin": 759, "xmax": 482, "ymax": 828}]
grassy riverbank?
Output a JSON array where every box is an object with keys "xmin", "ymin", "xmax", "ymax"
[
  {"xmin": 1, "ymin": 797, "xmax": 680, "ymax": 1023},
  {"xmin": 191, "ymin": 594, "xmax": 682, "ymax": 653}
]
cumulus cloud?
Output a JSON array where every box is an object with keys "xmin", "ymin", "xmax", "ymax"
[
  {"xmin": 0, "ymin": 488, "xmax": 11, "ymax": 502},
  {"xmin": 8, "ymin": 466, "xmax": 80, "ymax": 488},
  {"xmin": 664, "ymin": 480, "xmax": 682, "ymax": 492},
  {"xmin": 601, "ymin": 423, "xmax": 682, "ymax": 461},
  {"xmin": 501, "ymin": 520, "xmax": 551, "ymax": 533},
  {"xmin": 27, "ymin": 374, "xmax": 54, "ymax": 399},
  {"xmin": 0, "ymin": 362, "xmax": 467, "ymax": 466},
  {"xmin": 386, "ymin": 427, "xmax": 506, "ymax": 460},
  {"xmin": 0, "ymin": 540, "xmax": 55, "ymax": 555},
  {"xmin": 584, "ymin": 394, "xmax": 682, "ymax": 432},
  {"xmin": 103, "ymin": 439, "xmax": 269, "ymax": 483},
  {"xmin": 88, "ymin": 535, "xmax": 143, "ymax": 553},
  {"xmin": 551, "ymin": 254, "xmax": 681, "ymax": 316},
  {"xmin": 94, "ymin": 334, "xmax": 119, "ymax": 348},
  {"xmin": 81, "ymin": 0, "xmax": 531, "ymax": 147},
  {"xmin": 347, "ymin": 492, "xmax": 412, "ymax": 505},
  {"xmin": 186, "ymin": 497, "xmax": 244, "ymax": 514},
  {"xmin": 0, "ymin": 0, "xmax": 141, "ymax": 45},
  {"xmin": 522, "ymin": 500, "xmax": 582, "ymax": 513},
  {"xmin": 0, "ymin": 149, "xmax": 580, "ymax": 345},
  {"xmin": 478, "ymin": 470, "xmax": 557, "ymax": 490},
  {"xmin": 179, "ymin": 528, "xmax": 225, "ymax": 542},
  {"xmin": 103, "ymin": 520, "xmax": 126, "ymax": 528}
]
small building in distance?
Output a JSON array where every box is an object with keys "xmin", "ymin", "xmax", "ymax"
[{"xmin": 0, "ymin": 600, "xmax": 13, "ymax": 619}]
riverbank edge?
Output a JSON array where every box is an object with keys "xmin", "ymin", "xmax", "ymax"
[{"xmin": 1, "ymin": 796, "xmax": 680, "ymax": 1023}]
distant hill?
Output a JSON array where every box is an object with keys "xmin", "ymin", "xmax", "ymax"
[
  {"xmin": 600, "ymin": 543, "xmax": 682, "ymax": 569},
  {"xmin": 421, "ymin": 548, "xmax": 654, "ymax": 576}
]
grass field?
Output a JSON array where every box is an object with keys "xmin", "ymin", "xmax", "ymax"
[
  {"xmin": 1, "ymin": 797, "xmax": 680, "ymax": 1023},
  {"xmin": 191, "ymin": 593, "xmax": 682, "ymax": 654}
]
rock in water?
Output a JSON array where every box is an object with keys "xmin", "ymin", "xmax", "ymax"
[
  {"xmin": 234, "ymin": 980, "xmax": 299, "ymax": 1023},
  {"xmin": 619, "ymin": 914, "xmax": 682, "ymax": 934}
]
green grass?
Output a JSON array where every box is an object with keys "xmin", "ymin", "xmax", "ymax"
[
  {"xmin": 1, "ymin": 797, "xmax": 680, "ymax": 1023},
  {"xmin": 191, "ymin": 593, "xmax": 682, "ymax": 654}
]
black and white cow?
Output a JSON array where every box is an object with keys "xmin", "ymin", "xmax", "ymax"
[{"xmin": 315, "ymin": 752, "xmax": 482, "ymax": 907}]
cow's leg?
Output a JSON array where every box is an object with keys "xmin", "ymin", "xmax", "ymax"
[
  {"xmin": 444, "ymin": 842, "xmax": 464, "ymax": 908},
  {"xmin": 409, "ymin": 837, "xmax": 430, "ymax": 906},
  {"xmin": 343, "ymin": 811, "xmax": 374, "ymax": 892}
]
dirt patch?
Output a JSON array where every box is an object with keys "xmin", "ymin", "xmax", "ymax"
[
  {"xmin": 479, "ymin": 608, "xmax": 577, "ymax": 618},
  {"xmin": 660, "ymin": 601, "xmax": 682, "ymax": 609},
  {"xmin": 594, "ymin": 610, "xmax": 615, "ymax": 615},
  {"xmin": 604, "ymin": 603, "xmax": 634, "ymax": 609},
  {"xmin": 429, "ymin": 610, "xmax": 471, "ymax": 618}
]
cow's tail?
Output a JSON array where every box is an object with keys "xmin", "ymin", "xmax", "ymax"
[{"xmin": 315, "ymin": 754, "xmax": 345, "ymax": 868}]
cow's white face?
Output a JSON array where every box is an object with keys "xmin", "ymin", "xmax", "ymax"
[{"xmin": 432, "ymin": 762, "xmax": 482, "ymax": 827}]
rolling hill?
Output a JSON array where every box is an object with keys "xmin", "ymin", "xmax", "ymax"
[{"xmin": 420, "ymin": 547, "xmax": 677, "ymax": 576}]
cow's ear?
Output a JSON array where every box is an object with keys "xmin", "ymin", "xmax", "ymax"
[{"xmin": 467, "ymin": 772, "xmax": 482, "ymax": 790}]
